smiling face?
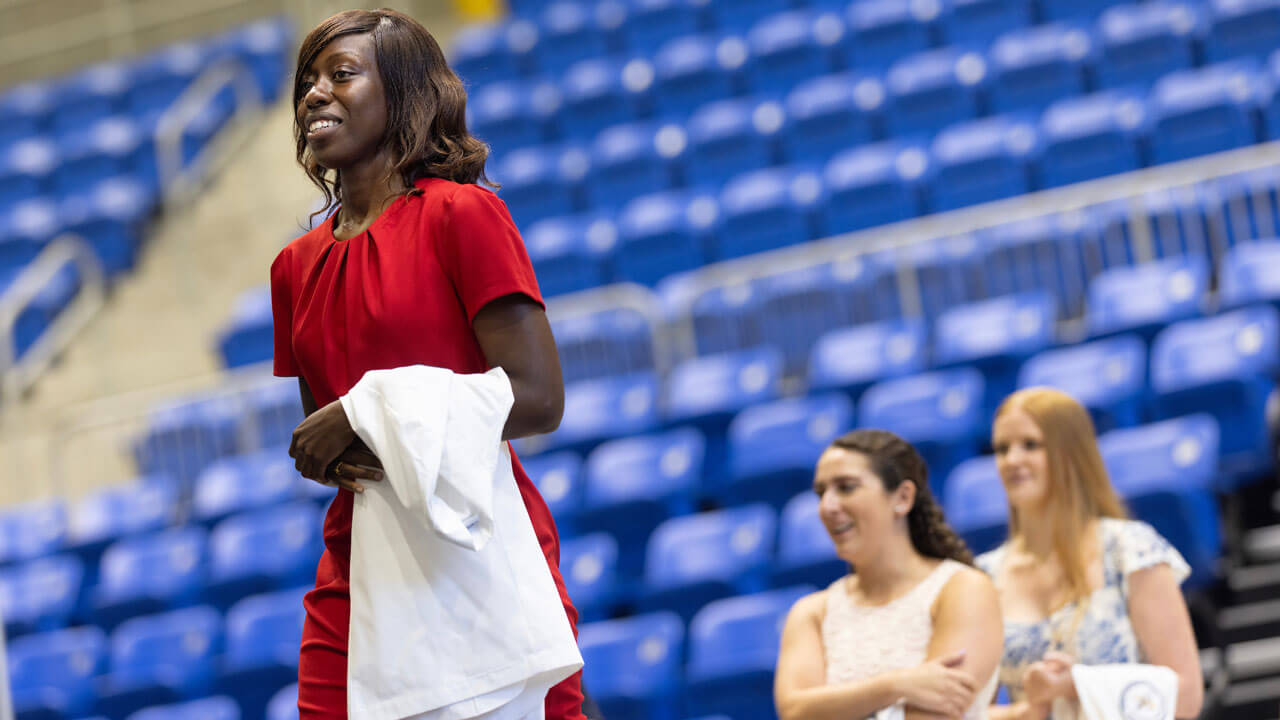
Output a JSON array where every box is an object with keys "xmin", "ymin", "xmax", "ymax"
[
  {"xmin": 297, "ymin": 32, "xmax": 390, "ymax": 172},
  {"xmin": 992, "ymin": 406, "xmax": 1053, "ymax": 514},
  {"xmin": 813, "ymin": 447, "xmax": 913, "ymax": 566}
]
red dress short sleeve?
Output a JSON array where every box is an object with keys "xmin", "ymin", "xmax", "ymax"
[
  {"xmin": 270, "ymin": 249, "xmax": 299, "ymax": 378},
  {"xmin": 437, "ymin": 183, "xmax": 544, "ymax": 322}
]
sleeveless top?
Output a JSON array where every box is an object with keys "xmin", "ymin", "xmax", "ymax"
[
  {"xmin": 975, "ymin": 518, "xmax": 1190, "ymax": 716},
  {"xmin": 822, "ymin": 559, "xmax": 998, "ymax": 719}
]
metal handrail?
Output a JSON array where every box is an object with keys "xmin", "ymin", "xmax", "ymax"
[
  {"xmin": 0, "ymin": 235, "xmax": 107, "ymax": 404},
  {"xmin": 154, "ymin": 54, "xmax": 263, "ymax": 207}
]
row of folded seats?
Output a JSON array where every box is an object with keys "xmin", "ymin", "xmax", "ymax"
[
  {"xmin": 474, "ymin": 46, "xmax": 1280, "ymax": 294},
  {"xmin": 0, "ymin": 17, "xmax": 292, "ymax": 363}
]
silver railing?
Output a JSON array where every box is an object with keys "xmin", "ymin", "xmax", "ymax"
[{"xmin": 0, "ymin": 235, "xmax": 107, "ymax": 404}]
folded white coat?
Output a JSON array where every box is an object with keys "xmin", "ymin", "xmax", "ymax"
[{"xmin": 339, "ymin": 365, "xmax": 583, "ymax": 720}]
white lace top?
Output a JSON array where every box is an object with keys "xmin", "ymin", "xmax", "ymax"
[
  {"xmin": 976, "ymin": 518, "xmax": 1191, "ymax": 715},
  {"xmin": 822, "ymin": 559, "xmax": 999, "ymax": 719}
]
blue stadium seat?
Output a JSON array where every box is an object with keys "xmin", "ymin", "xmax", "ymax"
[
  {"xmin": 1210, "ymin": 166, "xmax": 1280, "ymax": 247},
  {"xmin": 935, "ymin": 291, "xmax": 1056, "ymax": 414},
  {"xmin": 665, "ymin": 349, "xmax": 784, "ymax": 427},
  {"xmin": 616, "ymin": 0, "xmax": 705, "ymax": 55},
  {"xmin": 525, "ymin": 213, "xmax": 615, "ymax": 296},
  {"xmin": 96, "ymin": 606, "xmax": 221, "ymax": 719},
  {"xmin": 9, "ymin": 626, "xmax": 106, "ymax": 720},
  {"xmin": 1096, "ymin": 2, "xmax": 1204, "ymax": 90},
  {"xmin": 726, "ymin": 393, "xmax": 853, "ymax": 508},
  {"xmin": 1038, "ymin": 90, "xmax": 1146, "ymax": 189},
  {"xmin": 1147, "ymin": 63, "xmax": 1267, "ymax": 165},
  {"xmin": 943, "ymin": 454, "xmax": 1007, "ymax": 553},
  {"xmin": 492, "ymin": 145, "xmax": 588, "ymax": 227},
  {"xmin": 774, "ymin": 492, "xmax": 844, "ymax": 587},
  {"xmin": 561, "ymin": 58, "xmax": 653, "ymax": 139},
  {"xmin": 641, "ymin": 505, "xmax": 777, "ymax": 620},
  {"xmin": 579, "ymin": 612, "xmax": 684, "ymax": 720},
  {"xmin": 1220, "ymin": 240, "xmax": 1280, "ymax": 310},
  {"xmin": 0, "ymin": 82, "xmax": 53, "ymax": 152},
  {"xmin": 206, "ymin": 504, "xmax": 321, "ymax": 610},
  {"xmin": 588, "ymin": 122, "xmax": 684, "ymax": 209},
  {"xmin": 1098, "ymin": 415, "xmax": 1222, "ymax": 584},
  {"xmin": 449, "ymin": 21, "xmax": 534, "ymax": 85},
  {"xmin": 690, "ymin": 281, "xmax": 763, "ymax": 356},
  {"xmin": 809, "ymin": 318, "xmax": 928, "ymax": 398},
  {"xmin": 66, "ymin": 480, "xmax": 177, "ymax": 564},
  {"xmin": 821, "ymin": 140, "xmax": 929, "ymax": 233},
  {"xmin": 53, "ymin": 116, "xmax": 147, "ymax": 196},
  {"xmin": 134, "ymin": 393, "xmax": 243, "ymax": 485},
  {"xmin": 579, "ymin": 428, "xmax": 704, "ymax": 576},
  {"xmin": 1204, "ymin": 0, "xmax": 1280, "ymax": 63},
  {"xmin": 651, "ymin": 35, "xmax": 745, "ymax": 119},
  {"xmin": 522, "ymin": 451, "xmax": 583, "ymax": 535},
  {"xmin": 266, "ymin": 684, "xmax": 298, "ymax": 720},
  {"xmin": 561, "ymin": 533, "xmax": 621, "ymax": 621},
  {"xmin": 546, "ymin": 372, "xmax": 660, "ymax": 451},
  {"xmin": 781, "ymin": 72, "xmax": 883, "ymax": 164},
  {"xmin": 928, "ymin": 114, "xmax": 1039, "ymax": 211},
  {"xmin": 126, "ymin": 695, "xmax": 240, "ymax": 720},
  {"xmin": 744, "ymin": 11, "xmax": 845, "ymax": 94},
  {"xmin": 705, "ymin": 0, "xmax": 794, "ymax": 33},
  {"xmin": 220, "ymin": 16, "xmax": 293, "ymax": 104},
  {"xmin": 1086, "ymin": 255, "xmax": 1207, "ymax": 339},
  {"xmin": 716, "ymin": 166, "xmax": 824, "ymax": 259},
  {"xmin": 684, "ymin": 587, "xmax": 813, "ymax": 720},
  {"xmin": 894, "ymin": 233, "xmax": 987, "ymax": 319},
  {"xmin": 534, "ymin": 1, "xmax": 614, "ymax": 75},
  {"xmin": 216, "ymin": 287, "xmax": 271, "ymax": 369},
  {"xmin": 0, "ymin": 138, "xmax": 56, "ymax": 214},
  {"xmin": 987, "ymin": 23, "xmax": 1094, "ymax": 115},
  {"xmin": 940, "ymin": 0, "xmax": 1034, "ymax": 46},
  {"xmin": 552, "ymin": 308, "xmax": 656, "ymax": 384},
  {"xmin": 684, "ymin": 97, "xmax": 785, "ymax": 188},
  {"xmin": 0, "ymin": 555, "xmax": 82, "ymax": 638},
  {"xmin": 980, "ymin": 213, "xmax": 1089, "ymax": 313},
  {"xmin": 240, "ymin": 376, "xmax": 305, "ymax": 452},
  {"xmin": 1151, "ymin": 305, "xmax": 1280, "ymax": 481},
  {"xmin": 60, "ymin": 176, "xmax": 154, "ymax": 276},
  {"xmin": 467, "ymin": 81, "xmax": 559, "ymax": 158},
  {"xmin": 859, "ymin": 368, "xmax": 987, "ymax": 492},
  {"xmin": 1018, "ymin": 334, "xmax": 1147, "ymax": 432},
  {"xmin": 844, "ymin": 0, "xmax": 942, "ymax": 72},
  {"xmin": 884, "ymin": 47, "xmax": 987, "ymax": 137},
  {"xmin": 0, "ymin": 498, "xmax": 66, "ymax": 566},
  {"xmin": 49, "ymin": 62, "xmax": 132, "ymax": 135},
  {"xmin": 215, "ymin": 587, "xmax": 307, "ymax": 717},
  {"xmin": 616, "ymin": 190, "xmax": 717, "ymax": 285},
  {"xmin": 754, "ymin": 264, "xmax": 873, "ymax": 373},
  {"xmin": 128, "ymin": 42, "xmax": 206, "ymax": 122},
  {"xmin": 92, "ymin": 527, "xmax": 207, "ymax": 629},
  {"xmin": 1039, "ymin": 0, "xmax": 1125, "ymax": 22},
  {"xmin": 193, "ymin": 449, "xmax": 304, "ymax": 525}
]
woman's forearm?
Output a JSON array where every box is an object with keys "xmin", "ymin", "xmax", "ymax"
[{"xmin": 778, "ymin": 672, "xmax": 902, "ymax": 720}]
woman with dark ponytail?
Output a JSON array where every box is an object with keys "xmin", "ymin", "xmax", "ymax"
[{"xmin": 775, "ymin": 429, "xmax": 1002, "ymax": 720}]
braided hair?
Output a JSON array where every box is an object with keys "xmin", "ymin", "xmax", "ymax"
[{"xmin": 830, "ymin": 429, "xmax": 974, "ymax": 566}]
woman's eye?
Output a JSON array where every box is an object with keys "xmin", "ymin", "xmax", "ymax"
[{"xmin": 334, "ymin": 70, "xmax": 352, "ymax": 80}]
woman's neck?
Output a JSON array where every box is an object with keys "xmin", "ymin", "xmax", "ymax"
[
  {"xmin": 852, "ymin": 536, "xmax": 933, "ymax": 605},
  {"xmin": 336, "ymin": 153, "xmax": 407, "ymax": 229}
]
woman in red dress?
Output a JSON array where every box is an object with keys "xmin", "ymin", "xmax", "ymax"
[{"xmin": 271, "ymin": 9, "xmax": 585, "ymax": 719}]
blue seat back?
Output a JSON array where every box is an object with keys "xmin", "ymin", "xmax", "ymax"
[
  {"xmin": 943, "ymin": 455, "xmax": 1008, "ymax": 535},
  {"xmin": 665, "ymin": 348, "xmax": 783, "ymax": 423},
  {"xmin": 859, "ymin": 368, "xmax": 986, "ymax": 445},
  {"xmin": 125, "ymin": 695, "xmax": 241, "ymax": 720},
  {"xmin": 1040, "ymin": 90, "xmax": 1146, "ymax": 188},
  {"xmin": 522, "ymin": 451, "xmax": 584, "ymax": 522},
  {"xmin": 110, "ymin": 605, "xmax": 221, "ymax": 685},
  {"xmin": 224, "ymin": 587, "xmax": 308, "ymax": 670},
  {"xmin": 987, "ymin": 23, "xmax": 1094, "ymax": 114},
  {"xmin": 1087, "ymin": 255, "xmax": 1207, "ymax": 337},
  {"xmin": 617, "ymin": 190, "xmax": 717, "ymax": 285},
  {"xmin": 822, "ymin": 141, "xmax": 929, "ymax": 232},
  {"xmin": 193, "ymin": 449, "xmax": 303, "ymax": 521},
  {"xmin": 782, "ymin": 72, "xmax": 882, "ymax": 163},
  {"xmin": 685, "ymin": 97, "xmax": 784, "ymax": 187},
  {"xmin": 652, "ymin": 35, "xmax": 742, "ymax": 118},
  {"xmin": 534, "ymin": 1, "xmax": 613, "ymax": 75},
  {"xmin": 941, "ymin": 0, "xmax": 1033, "ymax": 46},
  {"xmin": 1148, "ymin": 62, "xmax": 1266, "ymax": 164},
  {"xmin": 885, "ymin": 47, "xmax": 987, "ymax": 137},
  {"xmin": 579, "ymin": 612, "xmax": 684, "ymax": 698},
  {"xmin": 686, "ymin": 586, "xmax": 812, "ymax": 680},
  {"xmin": 9, "ymin": 626, "xmax": 106, "ymax": 697},
  {"xmin": 1205, "ymin": 0, "xmax": 1280, "ymax": 63},
  {"xmin": 1151, "ymin": 304, "xmax": 1280, "ymax": 393},
  {"xmin": 744, "ymin": 11, "xmax": 844, "ymax": 93},
  {"xmin": 729, "ymin": 393, "xmax": 854, "ymax": 480},
  {"xmin": 929, "ymin": 114, "xmax": 1038, "ymax": 211},
  {"xmin": 778, "ymin": 492, "xmax": 839, "ymax": 568},
  {"xmin": 809, "ymin": 319, "xmax": 928, "ymax": 393},
  {"xmin": 1099, "ymin": 415, "xmax": 1220, "ymax": 495},
  {"xmin": 209, "ymin": 503, "xmax": 320, "ymax": 583},
  {"xmin": 1018, "ymin": 335, "xmax": 1147, "ymax": 429},
  {"xmin": 585, "ymin": 428, "xmax": 705, "ymax": 508},
  {"xmin": 717, "ymin": 166, "xmax": 823, "ymax": 259},
  {"xmin": 552, "ymin": 372, "xmax": 660, "ymax": 448},
  {"xmin": 1220, "ymin": 240, "xmax": 1280, "ymax": 309},
  {"xmin": 845, "ymin": 0, "xmax": 940, "ymax": 71},
  {"xmin": 935, "ymin": 291, "xmax": 1056, "ymax": 366},
  {"xmin": 1097, "ymin": 2, "xmax": 1203, "ymax": 89},
  {"xmin": 645, "ymin": 505, "xmax": 777, "ymax": 589},
  {"xmin": 561, "ymin": 533, "xmax": 619, "ymax": 610},
  {"xmin": 553, "ymin": 307, "xmax": 656, "ymax": 383},
  {"xmin": 98, "ymin": 527, "xmax": 206, "ymax": 604}
]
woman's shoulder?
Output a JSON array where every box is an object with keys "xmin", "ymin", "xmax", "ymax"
[
  {"xmin": 273, "ymin": 222, "xmax": 331, "ymax": 273},
  {"xmin": 786, "ymin": 587, "xmax": 831, "ymax": 624},
  {"xmin": 937, "ymin": 563, "xmax": 997, "ymax": 604}
]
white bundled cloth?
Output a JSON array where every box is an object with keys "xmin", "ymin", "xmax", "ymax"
[
  {"xmin": 1055, "ymin": 664, "xmax": 1179, "ymax": 720},
  {"xmin": 339, "ymin": 365, "xmax": 583, "ymax": 720}
]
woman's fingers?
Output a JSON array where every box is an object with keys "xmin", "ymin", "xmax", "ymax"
[{"xmin": 343, "ymin": 448, "xmax": 383, "ymax": 469}]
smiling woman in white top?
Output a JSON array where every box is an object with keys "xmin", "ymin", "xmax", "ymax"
[
  {"xmin": 775, "ymin": 429, "xmax": 1002, "ymax": 720},
  {"xmin": 980, "ymin": 388, "xmax": 1203, "ymax": 720}
]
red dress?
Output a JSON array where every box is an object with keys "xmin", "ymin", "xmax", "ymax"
[{"xmin": 270, "ymin": 177, "xmax": 585, "ymax": 720}]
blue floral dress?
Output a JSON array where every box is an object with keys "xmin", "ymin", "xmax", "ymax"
[{"xmin": 976, "ymin": 518, "xmax": 1190, "ymax": 710}]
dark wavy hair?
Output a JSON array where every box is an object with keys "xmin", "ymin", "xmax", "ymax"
[
  {"xmin": 292, "ymin": 8, "xmax": 493, "ymax": 217},
  {"xmin": 830, "ymin": 429, "xmax": 974, "ymax": 566}
]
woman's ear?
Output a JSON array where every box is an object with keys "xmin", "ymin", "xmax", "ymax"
[{"xmin": 895, "ymin": 480, "xmax": 918, "ymax": 516}]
